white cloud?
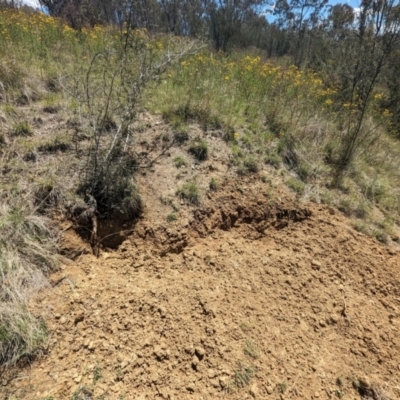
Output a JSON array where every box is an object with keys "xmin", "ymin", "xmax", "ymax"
[{"xmin": 9, "ymin": 0, "xmax": 41, "ymax": 9}]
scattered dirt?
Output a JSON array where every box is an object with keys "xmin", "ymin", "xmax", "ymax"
[{"xmin": 1, "ymin": 111, "xmax": 400, "ymax": 400}]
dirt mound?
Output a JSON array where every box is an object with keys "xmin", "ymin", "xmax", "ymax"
[
  {"xmin": 2, "ymin": 176, "xmax": 400, "ymax": 399},
  {"xmin": 1, "ymin": 115, "xmax": 400, "ymax": 400}
]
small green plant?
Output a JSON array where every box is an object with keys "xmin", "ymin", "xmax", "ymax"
[
  {"xmin": 353, "ymin": 221, "xmax": 370, "ymax": 235},
  {"xmin": 166, "ymin": 213, "xmax": 178, "ymax": 222},
  {"xmin": 12, "ymin": 121, "xmax": 32, "ymax": 137},
  {"xmin": 260, "ymin": 174, "xmax": 271, "ymax": 183},
  {"xmin": 233, "ymin": 361, "xmax": 255, "ymax": 388},
  {"xmin": 335, "ymin": 389, "xmax": 345, "ymax": 398},
  {"xmin": 174, "ymin": 156, "xmax": 187, "ymax": 168},
  {"xmin": 209, "ymin": 177, "xmax": 218, "ymax": 191},
  {"xmin": 239, "ymin": 322, "xmax": 251, "ymax": 332},
  {"xmin": 372, "ymin": 228, "xmax": 389, "ymax": 243},
  {"xmin": 116, "ymin": 366, "xmax": 123, "ymax": 382},
  {"xmin": 244, "ymin": 156, "xmax": 259, "ymax": 173},
  {"xmin": 72, "ymin": 387, "xmax": 93, "ymax": 400},
  {"xmin": 287, "ymin": 177, "xmax": 305, "ymax": 194},
  {"xmin": 176, "ymin": 182, "xmax": 200, "ymax": 204},
  {"xmin": 279, "ymin": 381, "xmax": 287, "ymax": 393},
  {"xmin": 204, "ymin": 255, "xmax": 212, "ymax": 265},
  {"xmin": 265, "ymin": 153, "xmax": 281, "ymax": 168},
  {"xmin": 189, "ymin": 138, "xmax": 208, "ymax": 161},
  {"xmin": 243, "ymin": 339, "xmax": 258, "ymax": 359},
  {"xmin": 237, "ymin": 156, "xmax": 259, "ymax": 175},
  {"xmin": 4, "ymin": 104, "xmax": 15, "ymax": 114},
  {"xmin": 173, "ymin": 126, "xmax": 189, "ymax": 143},
  {"xmin": 93, "ymin": 364, "xmax": 102, "ymax": 384}
]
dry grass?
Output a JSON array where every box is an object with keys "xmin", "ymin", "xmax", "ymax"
[{"xmin": 0, "ymin": 190, "xmax": 58, "ymax": 365}]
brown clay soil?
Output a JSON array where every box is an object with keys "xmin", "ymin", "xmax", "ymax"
[{"xmin": 1, "ymin": 113, "xmax": 400, "ymax": 400}]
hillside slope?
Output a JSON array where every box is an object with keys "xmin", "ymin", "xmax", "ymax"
[{"xmin": 1, "ymin": 115, "xmax": 400, "ymax": 400}]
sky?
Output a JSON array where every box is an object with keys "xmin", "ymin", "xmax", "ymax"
[{"xmin": 19, "ymin": 0, "xmax": 40, "ymax": 8}]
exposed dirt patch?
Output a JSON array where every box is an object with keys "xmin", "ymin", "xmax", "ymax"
[
  {"xmin": 1, "ymin": 111, "xmax": 400, "ymax": 400},
  {"xmin": 2, "ymin": 177, "xmax": 400, "ymax": 400}
]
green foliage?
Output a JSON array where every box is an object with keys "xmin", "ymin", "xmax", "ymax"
[
  {"xmin": 287, "ymin": 177, "xmax": 305, "ymax": 194},
  {"xmin": 265, "ymin": 153, "xmax": 281, "ymax": 169},
  {"xmin": 233, "ymin": 361, "xmax": 255, "ymax": 388},
  {"xmin": 172, "ymin": 125, "xmax": 190, "ymax": 144},
  {"xmin": 12, "ymin": 121, "xmax": 32, "ymax": 137},
  {"xmin": 166, "ymin": 213, "xmax": 178, "ymax": 222},
  {"xmin": 189, "ymin": 138, "xmax": 208, "ymax": 161},
  {"xmin": 209, "ymin": 177, "xmax": 218, "ymax": 191},
  {"xmin": 78, "ymin": 147, "xmax": 142, "ymax": 219},
  {"xmin": 72, "ymin": 386, "xmax": 93, "ymax": 400},
  {"xmin": 162, "ymin": 103, "xmax": 222, "ymax": 131},
  {"xmin": 237, "ymin": 156, "xmax": 259, "ymax": 175},
  {"xmin": 93, "ymin": 364, "xmax": 102, "ymax": 384},
  {"xmin": 279, "ymin": 381, "xmax": 288, "ymax": 393},
  {"xmin": 176, "ymin": 182, "xmax": 200, "ymax": 204},
  {"xmin": 243, "ymin": 339, "xmax": 258, "ymax": 359},
  {"xmin": 174, "ymin": 156, "xmax": 187, "ymax": 168}
]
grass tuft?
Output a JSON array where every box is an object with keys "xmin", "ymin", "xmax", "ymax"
[
  {"xmin": 174, "ymin": 156, "xmax": 187, "ymax": 168},
  {"xmin": 176, "ymin": 182, "xmax": 200, "ymax": 204},
  {"xmin": 189, "ymin": 138, "xmax": 208, "ymax": 161},
  {"xmin": 12, "ymin": 121, "xmax": 32, "ymax": 137},
  {"xmin": 287, "ymin": 177, "xmax": 306, "ymax": 194},
  {"xmin": 0, "ymin": 193, "xmax": 58, "ymax": 366}
]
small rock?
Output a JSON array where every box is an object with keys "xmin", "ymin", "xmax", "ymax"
[
  {"xmin": 208, "ymin": 369, "xmax": 216, "ymax": 379},
  {"xmin": 210, "ymin": 378, "xmax": 220, "ymax": 388},
  {"xmin": 319, "ymin": 319, "xmax": 326, "ymax": 328},
  {"xmin": 266, "ymin": 386, "xmax": 274, "ymax": 394},
  {"xmin": 88, "ymin": 341, "xmax": 95, "ymax": 350},
  {"xmin": 311, "ymin": 260, "xmax": 321, "ymax": 269},
  {"xmin": 329, "ymin": 314, "xmax": 339, "ymax": 324},
  {"xmin": 74, "ymin": 311, "xmax": 84, "ymax": 324},
  {"xmin": 314, "ymin": 391, "xmax": 320, "ymax": 398},
  {"xmin": 219, "ymin": 377, "xmax": 228, "ymax": 388},
  {"xmin": 192, "ymin": 355, "xmax": 199, "ymax": 366},
  {"xmin": 60, "ymin": 316, "xmax": 67, "ymax": 324},
  {"xmin": 249, "ymin": 384, "xmax": 259, "ymax": 398},
  {"xmin": 195, "ymin": 347, "xmax": 206, "ymax": 359},
  {"xmin": 74, "ymin": 375, "xmax": 82, "ymax": 383}
]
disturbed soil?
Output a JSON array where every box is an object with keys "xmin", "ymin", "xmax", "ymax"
[{"xmin": 1, "ymin": 112, "xmax": 400, "ymax": 400}]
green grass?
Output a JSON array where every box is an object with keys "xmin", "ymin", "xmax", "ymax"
[
  {"xmin": 209, "ymin": 177, "xmax": 218, "ymax": 191},
  {"xmin": 189, "ymin": 138, "xmax": 208, "ymax": 161},
  {"xmin": 176, "ymin": 182, "xmax": 200, "ymax": 204},
  {"xmin": 167, "ymin": 212, "xmax": 178, "ymax": 222},
  {"xmin": 12, "ymin": 121, "xmax": 32, "ymax": 137},
  {"xmin": 232, "ymin": 361, "xmax": 255, "ymax": 388},
  {"xmin": 287, "ymin": 177, "xmax": 305, "ymax": 194},
  {"xmin": 174, "ymin": 156, "xmax": 187, "ymax": 168}
]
